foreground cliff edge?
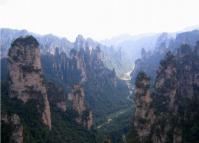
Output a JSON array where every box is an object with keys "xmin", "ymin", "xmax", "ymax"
[
  {"xmin": 1, "ymin": 36, "xmax": 96, "ymax": 143},
  {"xmin": 8, "ymin": 36, "xmax": 52, "ymax": 129}
]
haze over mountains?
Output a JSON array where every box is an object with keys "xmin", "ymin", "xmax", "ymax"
[
  {"xmin": 1, "ymin": 27, "xmax": 199, "ymax": 75},
  {"xmin": 1, "ymin": 27, "xmax": 199, "ymax": 143},
  {"xmin": 1, "ymin": 0, "xmax": 199, "ymax": 142}
]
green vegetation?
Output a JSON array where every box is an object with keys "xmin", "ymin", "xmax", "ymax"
[
  {"xmin": 135, "ymin": 72, "xmax": 150, "ymax": 89},
  {"xmin": 127, "ymin": 42, "xmax": 199, "ymax": 143},
  {"xmin": 41, "ymin": 53, "xmax": 82, "ymax": 86},
  {"xmin": 21, "ymin": 65, "xmax": 41, "ymax": 73},
  {"xmin": 85, "ymin": 79, "xmax": 130, "ymax": 121},
  {"xmin": 126, "ymin": 128, "xmax": 139, "ymax": 143},
  {"xmin": 1, "ymin": 80, "xmax": 97, "ymax": 143},
  {"xmin": 1, "ymin": 82, "xmax": 49, "ymax": 143},
  {"xmin": 159, "ymin": 52, "xmax": 175, "ymax": 68},
  {"xmin": 1, "ymin": 120, "xmax": 13, "ymax": 143},
  {"xmin": 96, "ymin": 107, "xmax": 133, "ymax": 143},
  {"xmin": 46, "ymin": 107, "xmax": 97, "ymax": 143}
]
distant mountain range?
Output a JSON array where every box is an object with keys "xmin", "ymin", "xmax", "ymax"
[
  {"xmin": 1, "ymin": 27, "xmax": 199, "ymax": 76},
  {"xmin": 1, "ymin": 26, "xmax": 199, "ymax": 143}
]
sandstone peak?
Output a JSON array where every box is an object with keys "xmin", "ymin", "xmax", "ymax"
[
  {"xmin": 11, "ymin": 35, "xmax": 39, "ymax": 47},
  {"xmin": 8, "ymin": 36, "xmax": 51, "ymax": 129}
]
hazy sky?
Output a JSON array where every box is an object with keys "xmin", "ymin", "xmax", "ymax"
[{"xmin": 0, "ymin": 0, "xmax": 199, "ymax": 41}]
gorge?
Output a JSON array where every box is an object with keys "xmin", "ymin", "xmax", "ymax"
[{"xmin": 1, "ymin": 28, "xmax": 199, "ymax": 143}]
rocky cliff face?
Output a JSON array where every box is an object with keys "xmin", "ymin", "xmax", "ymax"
[
  {"xmin": 1, "ymin": 28, "xmax": 124, "ymax": 76},
  {"xmin": 131, "ymin": 30, "xmax": 199, "ymax": 84},
  {"xmin": 46, "ymin": 80, "xmax": 93, "ymax": 130},
  {"xmin": 68, "ymin": 85, "xmax": 93, "ymax": 129},
  {"xmin": 70, "ymin": 48, "xmax": 88, "ymax": 83},
  {"xmin": 84, "ymin": 110, "xmax": 93, "ymax": 129},
  {"xmin": 151, "ymin": 52, "xmax": 179, "ymax": 143},
  {"xmin": 8, "ymin": 36, "xmax": 51, "ymax": 129},
  {"xmin": 40, "ymin": 36, "xmax": 125, "ymax": 128},
  {"xmin": 41, "ymin": 40, "xmax": 129, "ymax": 120},
  {"xmin": 69, "ymin": 85, "xmax": 86, "ymax": 114},
  {"xmin": 1, "ymin": 113, "xmax": 23, "ymax": 143},
  {"xmin": 130, "ymin": 42, "xmax": 199, "ymax": 143},
  {"xmin": 134, "ymin": 72, "xmax": 155, "ymax": 142},
  {"xmin": 1, "ymin": 33, "xmax": 129, "ymax": 142}
]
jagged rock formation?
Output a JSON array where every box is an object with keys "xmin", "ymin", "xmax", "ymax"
[
  {"xmin": 8, "ymin": 36, "xmax": 51, "ymax": 129},
  {"xmin": 133, "ymin": 72, "xmax": 155, "ymax": 142},
  {"xmin": 46, "ymin": 80, "xmax": 93, "ymax": 129},
  {"xmin": 44, "ymin": 81, "xmax": 68, "ymax": 113},
  {"xmin": 131, "ymin": 30, "xmax": 199, "ymax": 84},
  {"xmin": 70, "ymin": 48, "xmax": 88, "ymax": 83},
  {"xmin": 84, "ymin": 110, "xmax": 93, "ymax": 129},
  {"xmin": 1, "ymin": 28, "xmax": 125, "ymax": 76},
  {"xmin": 68, "ymin": 85, "xmax": 93, "ymax": 129},
  {"xmin": 41, "ymin": 42, "xmax": 129, "ymax": 120},
  {"xmin": 69, "ymin": 85, "xmax": 86, "ymax": 114},
  {"xmin": 0, "ymin": 28, "xmax": 73, "ymax": 57},
  {"xmin": 131, "ymin": 33, "xmax": 173, "ymax": 83},
  {"xmin": 0, "ymin": 29, "xmax": 28, "ymax": 58},
  {"xmin": 1, "ymin": 113, "xmax": 23, "ymax": 143},
  {"xmin": 1, "ymin": 32, "xmax": 129, "ymax": 142},
  {"xmin": 56, "ymin": 101, "xmax": 67, "ymax": 112},
  {"xmin": 41, "ymin": 44, "xmax": 106, "ymax": 86},
  {"xmin": 129, "ymin": 42, "xmax": 199, "ymax": 143}
]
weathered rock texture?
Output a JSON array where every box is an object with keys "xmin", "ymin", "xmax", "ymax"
[
  {"xmin": 83, "ymin": 110, "xmax": 93, "ymax": 129},
  {"xmin": 131, "ymin": 42, "xmax": 199, "ymax": 143},
  {"xmin": 1, "ymin": 113, "xmax": 24, "ymax": 143},
  {"xmin": 71, "ymin": 85, "xmax": 86, "ymax": 114},
  {"xmin": 8, "ymin": 36, "xmax": 51, "ymax": 129},
  {"xmin": 68, "ymin": 85, "xmax": 93, "ymax": 129},
  {"xmin": 41, "ymin": 41, "xmax": 128, "ymax": 121},
  {"xmin": 131, "ymin": 30, "xmax": 199, "ymax": 84},
  {"xmin": 134, "ymin": 72, "xmax": 155, "ymax": 142}
]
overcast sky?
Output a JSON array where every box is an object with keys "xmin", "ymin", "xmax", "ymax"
[{"xmin": 0, "ymin": 0, "xmax": 199, "ymax": 41}]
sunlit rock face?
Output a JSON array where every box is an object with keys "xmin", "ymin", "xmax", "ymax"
[{"xmin": 8, "ymin": 36, "xmax": 51, "ymax": 129}]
